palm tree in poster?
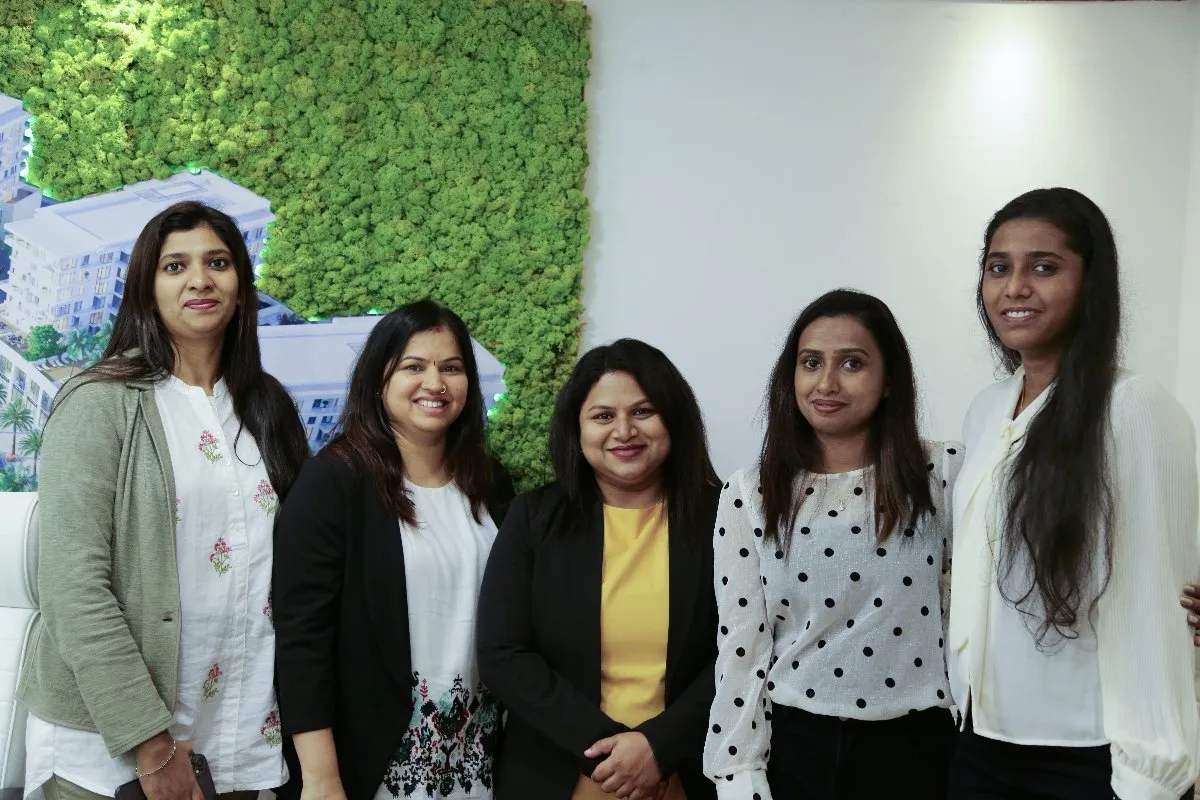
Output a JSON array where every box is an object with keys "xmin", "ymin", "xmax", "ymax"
[
  {"xmin": 63, "ymin": 329, "xmax": 90, "ymax": 362},
  {"xmin": 1, "ymin": 399, "xmax": 34, "ymax": 458},
  {"xmin": 0, "ymin": 464, "xmax": 35, "ymax": 491},
  {"xmin": 20, "ymin": 429, "xmax": 44, "ymax": 478}
]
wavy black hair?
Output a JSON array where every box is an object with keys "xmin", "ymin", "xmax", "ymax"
[
  {"xmin": 759, "ymin": 289, "xmax": 933, "ymax": 546},
  {"xmin": 67, "ymin": 200, "xmax": 308, "ymax": 500},
  {"xmin": 548, "ymin": 338, "xmax": 719, "ymax": 544},
  {"xmin": 321, "ymin": 300, "xmax": 494, "ymax": 524},
  {"xmin": 977, "ymin": 187, "xmax": 1120, "ymax": 643}
]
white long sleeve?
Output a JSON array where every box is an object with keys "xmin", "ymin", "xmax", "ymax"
[
  {"xmin": 949, "ymin": 370, "xmax": 1200, "ymax": 800},
  {"xmin": 1097, "ymin": 375, "xmax": 1200, "ymax": 800},
  {"xmin": 705, "ymin": 472, "xmax": 775, "ymax": 800}
]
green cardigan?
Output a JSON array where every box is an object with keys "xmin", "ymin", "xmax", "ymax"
[{"xmin": 18, "ymin": 376, "xmax": 180, "ymax": 757}]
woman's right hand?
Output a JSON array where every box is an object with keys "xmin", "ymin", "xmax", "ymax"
[
  {"xmin": 299, "ymin": 774, "xmax": 348, "ymax": 800},
  {"xmin": 136, "ymin": 735, "xmax": 203, "ymax": 800}
]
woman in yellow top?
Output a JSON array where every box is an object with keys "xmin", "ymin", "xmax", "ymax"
[{"xmin": 477, "ymin": 339, "xmax": 720, "ymax": 800}]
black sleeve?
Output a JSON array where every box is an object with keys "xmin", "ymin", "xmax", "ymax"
[
  {"xmin": 273, "ymin": 455, "xmax": 352, "ymax": 735},
  {"xmin": 634, "ymin": 631, "xmax": 715, "ymax": 777},
  {"xmin": 476, "ymin": 493, "xmax": 629, "ymax": 775}
]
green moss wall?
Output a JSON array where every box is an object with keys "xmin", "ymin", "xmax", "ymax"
[{"xmin": 0, "ymin": 0, "xmax": 591, "ymax": 488}]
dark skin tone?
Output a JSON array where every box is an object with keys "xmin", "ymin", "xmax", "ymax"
[
  {"xmin": 1180, "ymin": 586, "xmax": 1200, "ymax": 647},
  {"xmin": 983, "ymin": 220, "xmax": 1199, "ymax": 645}
]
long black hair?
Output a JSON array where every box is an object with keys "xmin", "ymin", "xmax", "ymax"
[
  {"xmin": 978, "ymin": 188, "xmax": 1120, "ymax": 643},
  {"xmin": 69, "ymin": 200, "xmax": 308, "ymax": 500},
  {"xmin": 760, "ymin": 289, "xmax": 933, "ymax": 546},
  {"xmin": 321, "ymin": 300, "xmax": 494, "ymax": 525},
  {"xmin": 548, "ymin": 338, "xmax": 719, "ymax": 544}
]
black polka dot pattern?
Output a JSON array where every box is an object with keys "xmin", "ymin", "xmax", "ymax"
[{"xmin": 708, "ymin": 453, "xmax": 960, "ymax": 776}]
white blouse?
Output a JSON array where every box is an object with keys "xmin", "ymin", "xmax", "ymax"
[
  {"xmin": 949, "ymin": 368, "xmax": 1200, "ymax": 800},
  {"xmin": 373, "ymin": 482, "xmax": 500, "ymax": 800},
  {"xmin": 24, "ymin": 376, "xmax": 286, "ymax": 797},
  {"xmin": 704, "ymin": 442, "xmax": 962, "ymax": 800}
]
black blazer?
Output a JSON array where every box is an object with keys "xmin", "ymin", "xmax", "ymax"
[
  {"xmin": 273, "ymin": 452, "xmax": 514, "ymax": 800},
  {"xmin": 476, "ymin": 483, "xmax": 720, "ymax": 800}
]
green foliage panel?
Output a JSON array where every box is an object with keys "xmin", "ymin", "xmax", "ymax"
[{"xmin": 0, "ymin": 0, "xmax": 591, "ymax": 489}]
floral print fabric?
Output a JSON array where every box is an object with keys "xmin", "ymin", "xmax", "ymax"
[
  {"xmin": 24, "ymin": 375, "xmax": 287, "ymax": 797},
  {"xmin": 373, "ymin": 482, "xmax": 500, "ymax": 800}
]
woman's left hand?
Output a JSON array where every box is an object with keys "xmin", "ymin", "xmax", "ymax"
[
  {"xmin": 585, "ymin": 732, "xmax": 662, "ymax": 798},
  {"xmin": 1180, "ymin": 583, "xmax": 1200, "ymax": 646}
]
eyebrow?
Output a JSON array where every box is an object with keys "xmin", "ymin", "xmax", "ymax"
[
  {"xmin": 985, "ymin": 250, "xmax": 1063, "ymax": 261},
  {"xmin": 398, "ymin": 354, "xmax": 464, "ymax": 363},
  {"xmin": 158, "ymin": 249, "xmax": 233, "ymax": 262},
  {"xmin": 798, "ymin": 347, "xmax": 869, "ymax": 357}
]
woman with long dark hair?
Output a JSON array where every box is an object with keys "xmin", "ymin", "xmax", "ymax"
[
  {"xmin": 947, "ymin": 188, "xmax": 1198, "ymax": 799},
  {"xmin": 704, "ymin": 289, "xmax": 960, "ymax": 799},
  {"xmin": 273, "ymin": 301, "xmax": 513, "ymax": 800},
  {"xmin": 477, "ymin": 339, "xmax": 720, "ymax": 800},
  {"xmin": 20, "ymin": 200, "xmax": 309, "ymax": 800}
]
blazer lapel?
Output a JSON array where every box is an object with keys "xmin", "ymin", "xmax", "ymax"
[
  {"xmin": 573, "ymin": 500, "xmax": 606, "ymax": 704},
  {"xmin": 665, "ymin": 505, "xmax": 703, "ymax": 690},
  {"xmin": 360, "ymin": 482, "xmax": 413, "ymax": 695}
]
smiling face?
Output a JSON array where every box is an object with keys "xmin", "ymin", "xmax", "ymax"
[
  {"xmin": 982, "ymin": 217, "xmax": 1085, "ymax": 363},
  {"xmin": 381, "ymin": 327, "xmax": 470, "ymax": 445},
  {"xmin": 578, "ymin": 371, "xmax": 671, "ymax": 501},
  {"xmin": 153, "ymin": 225, "xmax": 239, "ymax": 347},
  {"xmin": 793, "ymin": 315, "xmax": 886, "ymax": 443}
]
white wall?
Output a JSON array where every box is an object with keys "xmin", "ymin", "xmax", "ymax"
[
  {"xmin": 1177, "ymin": 1, "xmax": 1200, "ymax": 447},
  {"xmin": 582, "ymin": 0, "xmax": 1200, "ymax": 478}
]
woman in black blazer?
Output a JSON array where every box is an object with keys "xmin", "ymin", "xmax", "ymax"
[
  {"xmin": 477, "ymin": 339, "xmax": 721, "ymax": 800},
  {"xmin": 273, "ymin": 301, "xmax": 514, "ymax": 800}
]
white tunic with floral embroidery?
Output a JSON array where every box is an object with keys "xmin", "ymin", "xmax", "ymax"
[
  {"xmin": 374, "ymin": 482, "xmax": 500, "ymax": 800},
  {"xmin": 23, "ymin": 375, "xmax": 286, "ymax": 797}
]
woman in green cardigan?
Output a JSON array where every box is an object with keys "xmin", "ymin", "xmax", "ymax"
[{"xmin": 18, "ymin": 201, "xmax": 308, "ymax": 800}]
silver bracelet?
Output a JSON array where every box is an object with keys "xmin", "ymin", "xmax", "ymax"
[{"xmin": 134, "ymin": 739, "xmax": 178, "ymax": 779}]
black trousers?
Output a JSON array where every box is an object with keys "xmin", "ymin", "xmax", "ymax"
[
  {"xmin": 948, "ymin": 719, "xmax": 1195, "ymax": 800},
  {"xmin": 767, "ymin": 704, "xmax": 956, "ymax": 799}
]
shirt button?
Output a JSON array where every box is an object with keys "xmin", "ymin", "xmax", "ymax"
[{"xmin": 232, "ymin": 489, "xmax": 240, "ymax": 496}]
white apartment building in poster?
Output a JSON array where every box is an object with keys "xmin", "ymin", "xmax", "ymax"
[
  {"xmin": 1, "ymin": 169, "xmax": 272, "ymax": 335},
  {"xmin": 0, "ymin": 94, "xmax": 28, "ymax": 204}
]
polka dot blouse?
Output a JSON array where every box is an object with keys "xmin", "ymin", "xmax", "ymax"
[{"xmin": 703, "ymin": 441, "xmax": 964, "ymax": 797}]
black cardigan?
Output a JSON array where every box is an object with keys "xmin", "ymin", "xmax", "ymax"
[
  {"xmin": 272, "ymin": 452, "xmax": 514, "ymax": 800},
  {"xmin": 476, "ymin": 483, "xmax": 720, "ymax": 800}
]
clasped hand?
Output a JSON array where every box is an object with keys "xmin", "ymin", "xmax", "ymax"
[{"xmin": 584, "ymin": 732, "xmax": 666, "ymax": 800}]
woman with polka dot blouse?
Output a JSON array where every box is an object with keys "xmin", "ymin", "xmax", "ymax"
[
  {"xmin": 947, "ymin": 189, "xmax": 1198, "ymax": 800},
  {"xmin": 704, "ymin": 289, "xmax": 962, "ymax": 799}
]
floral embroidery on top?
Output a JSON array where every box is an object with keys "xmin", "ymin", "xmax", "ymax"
[
  {"xmin": 202, "ymin": 663, "xmax": 222, "ymax": 701},
  {"xmin": 197, "ymin": 430, "xmax": 222, "ymax": 463},
  {"xmin": 209, "ymin": 537, "xmax": 232, "ymax": 575},
  {"xmin": 253, "ymin": 479, "xmax": 278, "ymax": 514},
  {"xmin": 261, "ymin": 710, "xmax": 282, "ymax": 747},
  {"xmin": 262, "ymin": 593, "xmax": 273, "ymax": 625},
  {"xmin": 380, "ymin": 673, "xmax": 500, "ymax": 798}
]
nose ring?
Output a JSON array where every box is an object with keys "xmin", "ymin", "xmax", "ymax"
[{"xmin": 439, "ymin": 384, "xmax": 447, "ymax": 395}]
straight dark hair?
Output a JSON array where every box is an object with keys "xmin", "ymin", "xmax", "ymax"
[
  {"xmin": 66, "ymin": 200, "xmax": 308, "ymax": 500},
  {"xmin": 321, "ymin": 300, "xmax": 493, "ymax": 524},
  {"xmin": 978, "ymin": 188, "xmax": 1119, "ymax": 643},
  {"xmin": 760, "ymin": 289, "xmax": 933, "ymax": 546},
  {"xmin": 548, "ymin": 338, "xmax": 720, "ymax": 544}
]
